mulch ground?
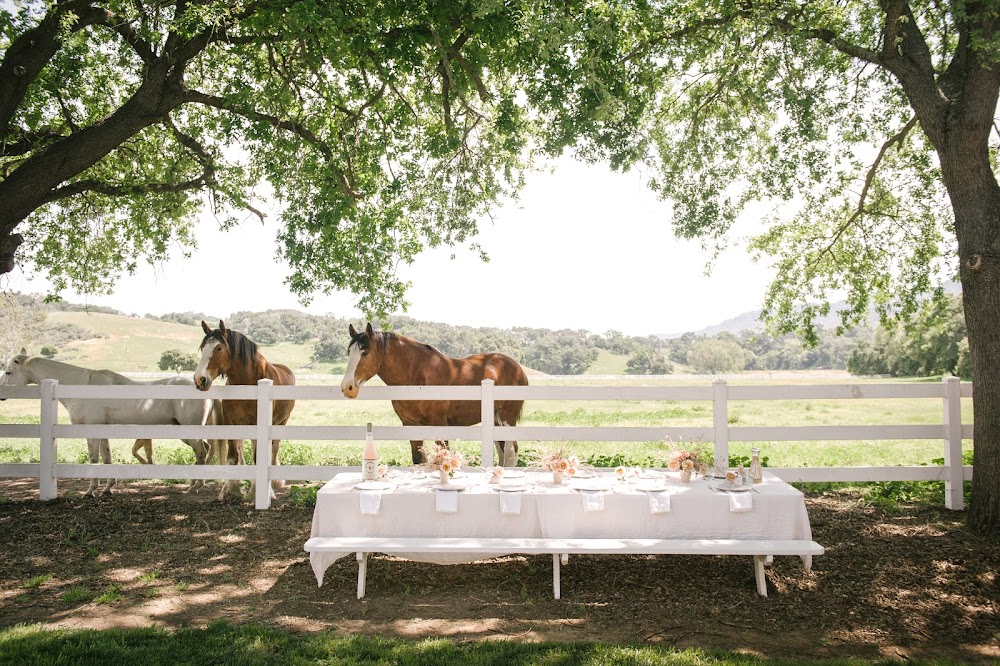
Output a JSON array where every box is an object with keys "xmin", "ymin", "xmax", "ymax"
[{"xmin": 0, "ymin": 478, "xmax": 998, "ymax": 663}]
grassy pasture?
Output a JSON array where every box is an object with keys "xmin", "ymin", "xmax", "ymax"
[
  {"xmin": 0, "ymin": 375, "xmax": 973, "ymax": 471},
  {"xmin": 36, "ymin": 312, "xmax": 351, "ymax": 375}
]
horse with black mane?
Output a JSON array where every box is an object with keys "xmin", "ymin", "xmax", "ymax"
[
  {"xmin": 194, "ymin": 320, "xmax": 296, "ymax": 500},
  {"xmin": 340, "ymin": 323, "xmax": 528, "ymax": 466}
]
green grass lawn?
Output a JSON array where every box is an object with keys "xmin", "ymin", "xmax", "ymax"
[{"xmin": 0, "ymin": 622, "xmax": 972, "ymax": 666}]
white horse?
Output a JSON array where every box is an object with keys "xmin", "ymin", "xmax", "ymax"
[{"xmin": 0, "ymin": 351, "xmax": 220, "ymax": 496}]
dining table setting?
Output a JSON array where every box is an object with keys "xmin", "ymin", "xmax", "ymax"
[{"xmin": 307, "ymin": 466, "xmax": 816, "ymax": 587}]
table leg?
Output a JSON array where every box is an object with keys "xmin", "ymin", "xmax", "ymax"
[
  {"xmin": 357, "ymin": 552, "xmax": 368, "ymax": 599},
  {"xmin": 753, "ymin": 555, "xmax": 767, "ymax": 596},
  {"xmin": 553, "ymin": 554, "xmax": 561, "ymax": 600}
]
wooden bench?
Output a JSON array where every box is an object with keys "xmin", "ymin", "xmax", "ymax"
[{"xmin": 304, "ymin": 536, "xmax": 824, "ymax": 599}]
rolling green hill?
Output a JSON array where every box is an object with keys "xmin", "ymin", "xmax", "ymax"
[{"xmin": 36, "ymin": 312, "xmax": 344, "ymax": 374}]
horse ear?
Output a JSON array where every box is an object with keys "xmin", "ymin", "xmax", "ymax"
[
  {"xmin": 349, "ymin": 324, "xmax": 358, "ymax": 337},
  {"xmin": 201, "ymin": 321, "xmax": 211, "ymax": 335},
  {"xmin": 219, "ymin": 320, "xmax": 227, "ymax": 335},
  {"xmin": 19, "ymin": 347, "xmax": 26, "ymax": 356},
  {"xmin": 366, "ymin": 322, "xmax": 374, "ymax": 337}
]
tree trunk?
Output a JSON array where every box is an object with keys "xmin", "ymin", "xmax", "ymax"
[
  {"xmin": 0, "ymin": 60, "xmax": 178, "ymax": 275},
  {"xmin": 944, "ymin": 146, "xmax": 1000, "ymax": 534},
  {"xmin": 964, "ymin": 269, "xmax": 1000, "ymax": 533}
]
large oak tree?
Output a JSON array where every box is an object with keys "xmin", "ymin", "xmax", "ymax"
[{"xmin": 3, "ymin": 1, "xmax": 1000, "ymax": 532}]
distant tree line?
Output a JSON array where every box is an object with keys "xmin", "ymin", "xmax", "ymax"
[
  {"xmin": 4, "ymin": 293, "xmax": 972, "ymax": 378},
  {"xmin": 847, "ymin": 295, "xmax": 970, "ymax": 379}
]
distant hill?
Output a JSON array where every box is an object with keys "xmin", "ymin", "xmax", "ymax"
[
  {"xmin": 659, "ymin": 307, "xmax": 855, "ymax": 338},
  {"xmin": 657, "ymin": 281, "xmax": 962, "ymax": 338}
]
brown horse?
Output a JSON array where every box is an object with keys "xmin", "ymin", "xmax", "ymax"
[
  {"xmin": 340, "ymin": 323, "xmax": 528, "ymax": 466},
  {"xmin": 194, "ymin": 320, "xmax": 296, "ymax": 500}
]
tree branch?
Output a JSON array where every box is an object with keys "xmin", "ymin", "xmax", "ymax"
[
  {"xmin": 809, "ymin": 116, "xmax": 919, "ymax": 267},
  {"xmin": 41, "ymin": 175, "xmax": 207, "ymax": 205},
  {"xmin": 181, "ymin": 89, "xmax": 361, "ymax": 199},
  {"xmin": 0, "ymin": 2, "xmax": 118, "ymax": 144}
]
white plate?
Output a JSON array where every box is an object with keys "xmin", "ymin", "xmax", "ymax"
[
  {"xmin": 354, "ymin": 481, "xmax": 392, "ymax": 491},
  {"xmin": 570, "ymin": 468, "xmax": 597, "ymax": 478},
  {"xmin": 634, "ymin": 480, "xmax": 667, "ymax": 492},
  {"xmin": 570, "ymin": 479, "xmax": 611, "ymax": 492},
  {"xmin": 710, "ymin": 480, "xmax": 753, "ymax": 493},
  {"xmin": 499, "ymin": 469, "xmax": 526, "ymax": 478},
  {"xmin": 493, "ymin": 484, "xmax": 530, "ymax": 492}
]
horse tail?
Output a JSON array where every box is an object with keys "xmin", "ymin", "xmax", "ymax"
[
  {"xmin": 495, "ymin": 394, "xmax": 525, "ymax": 427},
  {"xmin": 209, "ymin": 399, "xmax": 224, "ymax": 425}
]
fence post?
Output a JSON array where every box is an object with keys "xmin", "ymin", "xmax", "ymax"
[
  {"xmin": 713, "ymin": 378, "xmax": 729, "ymax": 469},
  {"xmin": 255, "ymin": 378, "xmax": 274, "ymax": 510},
  {"xmin": 38, "ymin": 378, "xmax": 58, "ymax": 501},
  {"xmin": 481, "ymin": 379, "xmax": 495, "ymax": 466},
  {"xmin": 943, "ymin": 376, "xmax": 964, "ymax": 510}
]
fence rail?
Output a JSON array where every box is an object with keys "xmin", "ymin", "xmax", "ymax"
[{"xmin": 0, "ymin": 377, "xmax": 974, "ymax": 510}]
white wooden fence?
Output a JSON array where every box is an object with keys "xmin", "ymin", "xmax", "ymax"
[{"xmin": 0, "ymin": 377, "xmax": 974, "ymax": 510}]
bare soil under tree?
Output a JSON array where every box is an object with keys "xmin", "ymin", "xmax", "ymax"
[{"xmin": 0, "ymin": 479, "xmax": 997, "ymax": 663}]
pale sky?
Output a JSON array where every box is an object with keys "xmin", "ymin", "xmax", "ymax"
[{"xmin": 6, "ymin": 158, "xmax": 777, "ymax": 337}]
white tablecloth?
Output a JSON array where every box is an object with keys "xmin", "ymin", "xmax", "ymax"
[{"xmin": 308, "ymin": 470, "xmax": 814, "ymax": 586}]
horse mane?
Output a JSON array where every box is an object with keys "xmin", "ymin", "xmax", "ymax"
[
  {"xmin": 380, "ymin": 331, "xmax": 440, "ymax": 356},
  {"xmin": 202, "ymin": 327, "xmax": 260, "ymax": 378}
]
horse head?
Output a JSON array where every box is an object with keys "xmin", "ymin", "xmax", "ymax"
[
  {"xmin": 0, "ymin": 348, "xmax": 28, "ymax": 399},
  {"xmin": 194, "ymin": 321, "xmax": 231, "ymax": 391},
  {"xmin": 341, "ymin": 323, "xmax": 380, "ymax": 399}
]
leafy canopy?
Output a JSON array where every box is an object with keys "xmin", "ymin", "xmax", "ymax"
[{"xmin": 1, "ymin": 0, "xmax": 654, "ymax": 316}]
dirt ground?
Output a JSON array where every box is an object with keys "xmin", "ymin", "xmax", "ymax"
[{"xmin": 0, "ymin": 478, "xmax": 998, "ymax": 663}]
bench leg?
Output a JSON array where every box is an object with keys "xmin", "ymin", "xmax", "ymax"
[
  {"xmin": 357, "ymin": 552, "xmax": 368, "ymax": 599},
  {"xmin": 553, "ymin": 553, "xmax": 561, "ymax": 600},
  {"xmin": 753, "ymin": 555, "xmax": 767, "ymax": 596}
]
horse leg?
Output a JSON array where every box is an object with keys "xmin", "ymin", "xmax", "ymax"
[
  {"xmin": 83, "ymin": 438, "xmax": 101, "ymax": 497},
  {"xmin": 495, "ymin": 410, "xmax": 520, "ymax": 467},
  {"xmin": 98, "ymin": 438, "xmax": 115, "ymax": 496},
  {"xmin": 270, "ymin": 439, "xmax": 283, "ymax": 496},
  {"xmin": 183, "ymin": 439, "xmax": 208, "ymax": 493},
  {"xmin": 409, "ymin": 440, "xmax": 424, "ymax": 465},
  {"xmin": 219, "ymin": 439, "xmax": 244, "ymax": 501},
  {"xmin": 206, "ymin": 439, "xmax": 223, "ymax": 465},
  {"xmin": 132, "ymin": 439, "xmax": 153, "ymax": 465},
  {"xmin": 494, "ymin": 440, "xmax": 519, "ymax": 467}
]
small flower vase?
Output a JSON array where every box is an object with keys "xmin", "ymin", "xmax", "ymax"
[
  {"xmin": 438, "ymin": 469, "xmax": 450, "ymax": 485},
  {"xmin": 552, "ymin": 470, "xmax": 564, "ymax": 485},
  {"xmin": 680, "ymin": 468, "xmax": 692, "ymax": 483}
]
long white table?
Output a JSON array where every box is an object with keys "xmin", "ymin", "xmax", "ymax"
[{"xmin": 307, "ymin": 469, "xmax": 816, "ymax": 591}]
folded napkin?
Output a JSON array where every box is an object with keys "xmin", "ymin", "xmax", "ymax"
[
  {"xmin": 648, "ymin": 490, "xmax": 670, "ymax": 513},
  {"xmin": 359, "ymin": 489, "xmax": 382, "ymax": 515},
  {"xmin": 499, "ymin": 491, "xmax": 521, "ymax": 515},
  {"xmin": 729, "ymin": 492, "xmax": 753, "ymax": 512},
  {"xmin": 436, "ymin": 488, "xmax": 459, "ymax": 513},
  {"xmin": 580, "ymin": 490, "xmax": 605, "ymax": 512}
]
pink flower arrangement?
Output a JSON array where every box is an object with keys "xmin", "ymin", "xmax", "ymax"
[
  {"xmin": 665, "ymin": 445, "xmax": 711, "ymax": 475},
  {"xmin": 419, "ymin": 443, "xmax": 466, "ymax": 476},
  {"xmin": 532, "ymin": 448, "xmax": 581, "ymax": 477}
]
